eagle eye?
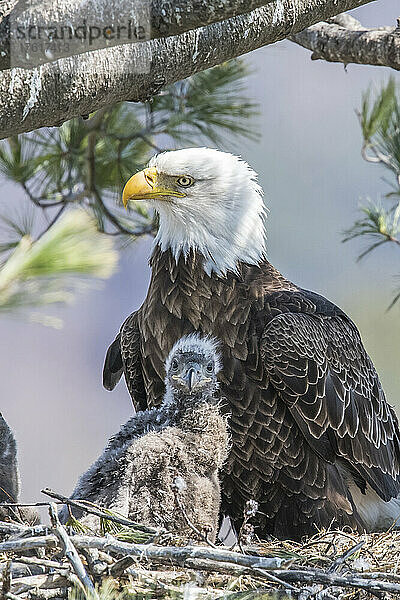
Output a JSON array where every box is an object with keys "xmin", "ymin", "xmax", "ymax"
[
  {"xmin": 206, "ymin": 361, "xmax": 214, "ymax": 373},
  {"xmin": 177, "ymin": 175, "xmax": 194, "ymax": 188},
  {"xmin": 171, "ymin": 359, "xmax": 178, "ymax": 370}
]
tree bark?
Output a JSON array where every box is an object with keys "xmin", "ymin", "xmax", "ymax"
[
  {"xmin": 0, "ymin": 0, "xmax": 373, "ymax": 140},
  {"xmin": 0, "ymin": 0, "xmax": 273, "ymax": 72},
  {"xmin": 0, "ymin": 1, "xmax": 17, "ymax": 20},
  {"xmin": 291, "ymin": 14, "xmax": 400, "ymax": 70},
  {"xmin": 0, "ymin": 0, "xmax": 18, "ymax": 73}
]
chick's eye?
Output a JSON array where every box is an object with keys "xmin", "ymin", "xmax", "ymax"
[
  {"xmin": 206, "ymin": 362, "xmax": 213, "ymax": 373},
  {"xmin": 171, "ymin": 359, "xmax": 178, "ymax": 370},
  {"xmin": 177, "ymin": 175, "xmax": 194, "ymax": 188}
]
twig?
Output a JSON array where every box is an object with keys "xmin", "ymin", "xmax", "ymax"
[
  {"xmin": 3, "ymin": 560, "xmax": 11, "ymax": 597},
  {"xmin": 0, "ymin": 521, "xmax": 47, "ymax": 536},
  {"xmin": 48, "ymin": 503, "xmax": 96, "ymax": 597},
  {"xmin": 11, "ymin": 573, "xmax": 71, "ymax": 596},
  {"xmin": 0, "ymin": 488, "xmax": 25, "ymax": 525},
  {"xmin": 15, "ymin": 556, "xmax": 70, "ymax": 573},
  {"xmin": 29, "ymin": 589, "xmax": 68, "ymax": 599},
  {"xmin": 0, "ymin": 535, "xmax": 58, "ymax": 553},
  {"xmin": 328, "ymin": 540, "xmax": 365, "ymax": 573},
  {"xmin": 71, "ymin": 536, "xmax": 286, "ymax": 571},
  {"xmin": 274, "ymin": 568, "xmax": 400, "ymax": 595},
  {"xmin": 360, "ymin": 571, "xmax": 400, "ymax": 583},
  {"xmin": 86, "ymin": 126, "xmax": 142, "ymax": 238},
  {"xmin": 41, "ymin": 488, "xmax": 160, "ymax": 534},
  {"xmin": 109, "ymin": 556, "xmax": 135, "ymax": 577},
  {"xmin": 36, "ymin": 205, "xmax": 67, "ymax": 242},
  {"xmin": 0, "ymin": 502, "xmax": 61, "ymax": 507},
  {"xmin": 252, "ymin": 567, "xmax": 300, "ymax": 592}
]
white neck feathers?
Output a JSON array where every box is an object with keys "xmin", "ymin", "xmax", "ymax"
[{"xmin": 150, "ymin": 149, "xmax": 267, "ymax": 276}]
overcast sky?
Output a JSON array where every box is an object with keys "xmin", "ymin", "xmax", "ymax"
[{"xmin": 1, "ymin": 0, "xmax": 399, "ymax": 503}]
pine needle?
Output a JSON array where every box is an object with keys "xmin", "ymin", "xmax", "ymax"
[{"xmin": 0, "ymin": 209, "xmax": 118, "ymax": 317}]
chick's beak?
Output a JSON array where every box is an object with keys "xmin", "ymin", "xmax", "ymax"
[
  {"xmin": 122, "ymin": 167, "xmax": 185, "ymax": 208},
  {"xmin": 171, "ymin": 366, "xmax": 212, "ymax": 392},
  {"xmin": 184, "ymin": 368, "xmax": 196, "ymax": 392}
]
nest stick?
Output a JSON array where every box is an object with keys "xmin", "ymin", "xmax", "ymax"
[
  {"xmin": 41, "ymin": 488, "xmax": 160, "ymax": 535},
  {"xmin": 47, "ymin": 503, "xmax": 96, "ymax": 597}
]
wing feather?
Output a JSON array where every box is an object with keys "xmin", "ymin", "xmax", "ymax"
[
  {"xmin": 103, "ymin": 334, "xmax": 123, "ymax": 391},
  {"xmin": 103, "ymin": 311, "xmax": 147, "ymax": 410},
  {"xmin": 261, "ymin": 312, "xmax": 400, "ymax": 501}
]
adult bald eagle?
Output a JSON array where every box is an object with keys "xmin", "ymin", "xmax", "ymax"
[{"xmin": 104, "ymin": 148, "xmax": 400, "ymax": 540}]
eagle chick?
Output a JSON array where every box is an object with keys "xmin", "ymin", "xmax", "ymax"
[
  {"xmin": 0, "ymin": 413, "xmax": 40, "ymax": 524},
  {"xmin": 60, "ymin": 335, "xmax": 229, "ymax": 542}
]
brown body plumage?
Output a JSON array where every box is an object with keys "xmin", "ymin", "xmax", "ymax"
[{"xmin": 105, "ymin": 247, "xmax": 400, "ymax": 540}]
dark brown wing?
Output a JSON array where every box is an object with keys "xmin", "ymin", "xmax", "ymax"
[
  {"xmin": 103, "ymin": 311, "xmax": 147, "ymax": 411},
  {"xmin": 103, "ymin": 332, "xmax": 123, "ymax": 391},
  {"xmin": 261, "ymin": 312, "xmax": 400, "ymax": 502}
]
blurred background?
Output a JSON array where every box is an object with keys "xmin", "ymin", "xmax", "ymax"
[{"xmin": 1, "ymin": 0, "xmax": 399, "ymax": 502}]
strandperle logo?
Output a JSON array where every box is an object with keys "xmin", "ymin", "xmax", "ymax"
[
  {"xmin": 14, "ymin": 20, "xmax": 147, "ymax": 45},
  {"xmin": 8, "ymin": 1, "xmax": 151, "ymax": 72}
]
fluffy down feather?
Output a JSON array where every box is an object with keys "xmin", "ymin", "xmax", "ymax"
[{"xmin": 62, "ymin": 335, "xmax": 229, "ymax": 541}]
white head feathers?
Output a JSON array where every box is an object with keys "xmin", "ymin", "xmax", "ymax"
[{"xmin": 148, "ymin": 148, "xmax": 267, "ymax": 276}]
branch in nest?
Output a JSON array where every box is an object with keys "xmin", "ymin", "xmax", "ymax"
[
  {"xmin": 41, "ymin": 487, "xmax": 162, "ymax": 535},
  {"xmin": 48, "ymin": 503, "xmax": 96, "ymax": 597}
]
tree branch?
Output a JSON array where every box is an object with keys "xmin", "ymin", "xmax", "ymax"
[
  {"xmin": 291, "ymin": 14, "xmax": 400, "ymax": 70},
  {"xmin": 0, "ymin": 1, "xmax": 18, "ymax": 22},
  {"xmin": 0, "ymin": 0, "xmax": 273, "ymax": 71},
  {"xmin": 0, "ymin": 0, "xmax": 373, "ymax": 140}
]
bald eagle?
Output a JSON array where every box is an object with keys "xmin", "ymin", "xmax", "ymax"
[
  {"xmin": 104, "ymin": 148, "xmax": 400, "ymax": 540},
  {"xmin": 62, "ymin": 335, "xmax": 228, "ymax": 542}
]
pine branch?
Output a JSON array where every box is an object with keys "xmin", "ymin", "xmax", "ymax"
[
  {"xmin": 345, "ymin": 80, "xmax": 400, "ymax": 305},
  {"xmin": 0, "ymin": 210, "xmax": 118, "ymax": 318}
]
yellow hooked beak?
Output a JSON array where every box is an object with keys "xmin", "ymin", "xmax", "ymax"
[{"xmin": 122, "ymin": 167, "xmax": 185, "ymax": 208}]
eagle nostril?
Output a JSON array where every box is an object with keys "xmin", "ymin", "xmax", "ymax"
[{"xmin": 145, "ymin": 173, "xmax": 155, "ymax": 188}]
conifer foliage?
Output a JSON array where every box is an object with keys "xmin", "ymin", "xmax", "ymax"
[
  {"xmin": 0, "ymin": 61, "xmax": 256, "ymax": 319},
  {"xmin": 344, "ymin": 79, "xmax": 400, "ymax": 305}
]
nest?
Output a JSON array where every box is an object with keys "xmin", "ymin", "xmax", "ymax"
[{"xmin": 1, "ymin": 494, "xmax": 400, "ymax": 600}]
